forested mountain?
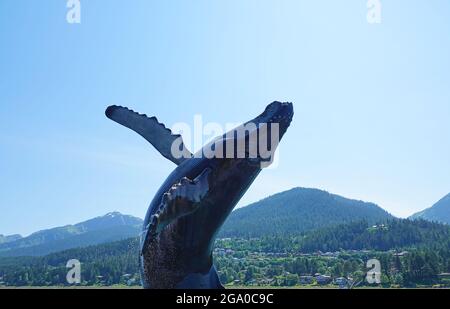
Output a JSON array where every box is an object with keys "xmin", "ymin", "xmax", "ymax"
[
  {"xmin": 1, "ymin": 219, "xmax": 449, "ymax": 287},
  {"xmin": 0, "ymin": 188, "xmax": 394, "ymax": 255},
  {"xmin": 0, "ymin": 212, "xmax": 142, "ymax": 257},
  {"xmin": 220, "ymin": 187, "xmax": 394, "ymax": 237},
  {"xmin": 216, "ymin": 219, "xmax": 450, "ymax": 253},
  {"xmin": 0, "ymin": 238, "xmax": 140, "ymax": 286},
  {"xmin": 410, "ymin": 193, "xmax": 450, "ymax": 224}
]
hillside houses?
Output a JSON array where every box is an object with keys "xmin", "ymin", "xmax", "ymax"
[{"xmin": 315, "ymin": 273, "xmax": 332, "ymax": 285}]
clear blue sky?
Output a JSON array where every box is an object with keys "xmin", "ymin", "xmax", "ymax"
[{"xmin": 1, "ymin": 1, "xmax": 449, "ymax": 236}]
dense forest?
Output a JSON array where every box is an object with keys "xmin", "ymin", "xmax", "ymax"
[
  {"xmin": 215, "ymin": 245, "xmax": 450, "ymax": 287},
  {"xmin": 216, "ymin": 219, "xmax": 450, "ymax": 254},
  {"xmin": 0, "ymin": 238, "xmax": 140, "ymax": 286},
  {"xmin": 1, "ymin": 219, "xmax": 448, "ymax": 287},
  {"xmin": 288, "ymin": 219, "xmax": 450, "ymax": 252}
]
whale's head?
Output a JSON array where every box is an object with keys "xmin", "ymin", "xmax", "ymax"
[
  {"xmin": 202, "ymin": 101, "xmax": 294, "ymax": 169},
  {"xmin": 244, "ymin": 101, "xmax": 294, "ymax": 166},
  {"xmin": 249, "ymin": 101, "xmax": 294, "ymax": 143}
]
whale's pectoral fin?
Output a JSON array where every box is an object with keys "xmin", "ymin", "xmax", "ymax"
[
  {"xmin": 105, "ymin": 105, "xmax": 193, "ymax": 165},
  {"xmin": 143, "ymin": 168, "xmax": 211, "ymax": 244}
]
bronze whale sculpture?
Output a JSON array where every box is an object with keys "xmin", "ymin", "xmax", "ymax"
[{"xmin": 106, "ymin": 101, "xmax": 293, "ymax": 288}]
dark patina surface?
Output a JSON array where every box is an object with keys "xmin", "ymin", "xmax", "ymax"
[{"xmin": 106, "ymin": 102, "xmax": 293, "ymax": 288}]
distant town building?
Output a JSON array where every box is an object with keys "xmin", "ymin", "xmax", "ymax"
[
  {"xmin": 336, "ymin": 277, "xmax": 356, "ymax": 289},
  {"xmin": 315, "ymin": 274, "xmax": 332, "ymax": 285},
  {"xmin": 393, "ymin": 251, "xmax": 409, "ymax": 257},
  {"xmin": 127, "ymin": 278, "xmax": 137, "ymax": 286},
  {"xmin": 299, "ymin": 276, "xmax": 314, "ymax": 285}
]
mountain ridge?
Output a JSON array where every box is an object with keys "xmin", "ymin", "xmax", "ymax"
[
  {"xmin": 410, "ymin": 192, "xmax": 450, "ymax": 224},
  {"xmin": 219, "ymin": 187, "xmax": 394, "ymax": 237},
  {"xmin": 0, "ymin": 234, "xmax": 22, "ymax": 244},
  {"xmin": 0, "ymin": 212, "xmax": 143, "ymax": 257},
  {"xmin": 0, "ymin": 187, "xmax": 398, "ymax": 256}
]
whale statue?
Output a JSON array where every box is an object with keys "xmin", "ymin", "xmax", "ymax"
[{"xmin": 105, "ymin": 101, "xmax": 293, "ymax": 288}]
